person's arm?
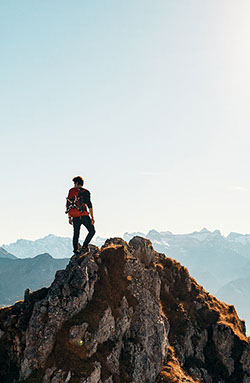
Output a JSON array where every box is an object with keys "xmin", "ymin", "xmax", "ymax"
[
  {"xmin": 68, "ymin": 213, "xmax": 73, "ymax": 225},
  {"xmin": 86, "ymin": 191, "xmax": 95, "ymax": 225},
  {"xmin": 89, "ymin": 207, "xmax": 95, "ymax": 225}
]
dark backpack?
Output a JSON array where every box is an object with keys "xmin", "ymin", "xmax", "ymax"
[{"xmin": 65, "ymin": 188, "xmax": 87, "ymax": 215}]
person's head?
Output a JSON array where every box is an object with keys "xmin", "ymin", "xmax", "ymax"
[{"xmin": 73, "ymin": 176, "xmax": 84, "ymax": 188}]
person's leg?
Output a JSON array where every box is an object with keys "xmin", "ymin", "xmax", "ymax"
[
  {"xmin": 81, "ymin": 215, "xmax": 96, "ymax": 248},
  {"xmin": 73, "ymin": 217, "xmax": 81, "ymax": 252}
]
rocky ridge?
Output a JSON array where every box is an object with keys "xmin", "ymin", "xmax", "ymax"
[{"xmin": 0, "ymin": 237, "xmax": 249, "ymax": 383}]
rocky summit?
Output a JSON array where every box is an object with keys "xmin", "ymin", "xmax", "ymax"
[{"xmin": 0, "ymin": 237, "xmax": 249, "ymax": 383}]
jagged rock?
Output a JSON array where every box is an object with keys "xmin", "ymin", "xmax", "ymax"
[
  {"xmin": 241, "ymin": 348, "xmax": 250, "ymax": 377},
  {"xmin": 0, "ymin": 237, "xmax": 249, "ymax": 383},
  {"xmin": 103, "ymin": 377, "xmax": 113, "ymax": 383},
  {"xmin": 81, "ymin": 362, "xmax": 101, "ymax": 382},
  {"xmin": 212, "ymin": 323, "xmax": 235, "ymax": 375},
  {"xmin": 193, "ymin": 329, "xmax": 208, "ymax": 363},
  {"xmin": 129, "ymin": 235, "xmax": 156, "ymax": 266},
  {"xmin": 43, "ymin": 366, "xmax": 57, "ymax": 382},
  {"xmin": 24, "ymin": 288, "xmax": 31, "ymax": 302},
  {"xmin": 19, "ymin": 252, "xmax": 99, "ymax": 380},
  {"xmin": 0, "ymin": 329, "xmax": 4, "ymax": 339},
  {"xmin": 51, "ymin": 369, "xmax": 68, "ymax": 383},
  {"xmin": 84, "ymin": 307, "xmax": 115, "ymax": 357},
  {"xmin": 65, "ymin": 371, "xmax": 72, "ymax": 383},
  {"xmin": 69, "ymin": 322, "xmax": 88, "ymax": 345}
]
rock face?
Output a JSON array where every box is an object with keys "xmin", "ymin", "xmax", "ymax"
[{"xmin": 0, "ymin": 236, "xmax": 249, "ymax": 383}]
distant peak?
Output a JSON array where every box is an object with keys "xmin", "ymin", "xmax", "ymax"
[
  {"xmin": 212, "ymin": 230, "xmax": 221, "ymax": 235},
  {"xmin": 34, "ymin": 253, "xmax": 53, "ymax": 259},
  {"xmin": 147, "ymin": 229, "xmax": 160, "ymax": 235},
  {"xmin": 200, "ymin": 228, "xmax": 210, "ymax": 233},
  {"xmin": 160, "ymin": 231, "xmax": 173, "ymax": 235},
  {"xmin": 227, "ymin": 232, "xmax": 241, "ymax": 238}
]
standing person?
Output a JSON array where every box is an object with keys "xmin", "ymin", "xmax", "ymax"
[{"xmin": 66, "ymin": 176, "xmax": 95, "ymax": 255}]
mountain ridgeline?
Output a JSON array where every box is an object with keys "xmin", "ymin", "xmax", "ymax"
[
  {"xmin": 0, "ymin": 237, "xmax": 249, "ymax": 383},
  {"xmin": 2, "ymin": 229, "xmax": 250, "ymax": 331},
  {"xmin": 0, "ymin": 254, "xmax": 69, "ymax": 307},
  {"xmin": 0, "ymin": 247, "xmax": 16, "ymax": 259}
]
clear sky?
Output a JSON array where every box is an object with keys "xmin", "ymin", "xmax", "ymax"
[{"xmin": 1, "ymin": 0, "xmax": 250, "ymax": 245}]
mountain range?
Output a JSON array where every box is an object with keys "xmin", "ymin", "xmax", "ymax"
[
  {"xmin": 0, "ymin": 237, "xmax": 249, "ymax": 382},
  {"xmin": 1, "ymin": 228, "xmax": 250, "ymax": 332},
  {"xmin": 2, "ymin": 234, "xmax": 73, "ymax": 259},
  {"xmin": 124, "ymin": 228, "xmax": 250, "ymax": 333},
  {"xmin": 0, "ymin": 247, "xmax": 16, "ymax": 259},
  {"xmin": 0, "ymin": 254, "xmax": 69, "ymax": 307}
]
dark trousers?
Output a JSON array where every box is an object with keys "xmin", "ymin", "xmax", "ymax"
[{"xmin": 73, "ymin": 215, "xmax": 95, "ymax": 252}]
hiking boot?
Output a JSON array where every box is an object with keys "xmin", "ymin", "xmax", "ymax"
[{"xmin": 81, "ymin": 246, "xmax": 89, "ymax": 254}]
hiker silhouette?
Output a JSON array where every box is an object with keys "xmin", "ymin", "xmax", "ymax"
[{"xmin": 66, "ymin": 176, "xmax": 95, "ymax": 254}]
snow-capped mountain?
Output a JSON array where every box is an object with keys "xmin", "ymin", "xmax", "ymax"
[
  {"xmin": 2, "ymin": 234, "xmax": 106, "ymax": 259},
  {"xmin": 124, "ymin": 228, "xmax": 250, "ymax": 259},
  {"xmin": 124, "ymin": 228, "xmax": 250, "ymax": 333},
  {"xmin": 125, "ymin": 228, "xmax": 250, "ymax": 285},
  {"xmin": 2, "ymin": 234, "xmax": 73, "ymax": 259},
  {"xmin": 2, "ymin": 229, "xmax": 250, "ymax": 332}
]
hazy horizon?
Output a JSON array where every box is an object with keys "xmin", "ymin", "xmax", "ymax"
[{"xmin": 2, "ymin": 226, "xmax": 250, "ymax": 247}]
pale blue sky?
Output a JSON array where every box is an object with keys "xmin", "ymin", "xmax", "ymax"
[{"xmin": 1, "ymin": 0, "xmax": 250, "ymax": 244}]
